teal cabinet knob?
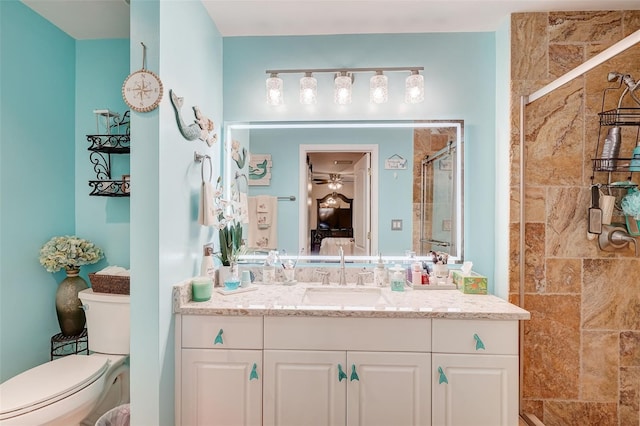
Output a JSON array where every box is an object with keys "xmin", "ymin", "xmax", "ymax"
[
  {"xmin": 473, "ymin": 333, "xmax": 485, "ymax": 350},
  {"xmin": 350, "ymin": 364, "xmax": 359, "ymax": 381},
  {"xmin": 249, "ymin": 363, "xmax": 259, "ymax": 381},
  {"xmin": 338, "ymin": 364, "xmax": 347, "ymax": 382},
  {"xmin": 438, "ymin": 366, "xmax": 448, "ymax": 384},
  {"xmin": 214, "ymin": 329, "xmax": 224, "ymax": 345}
]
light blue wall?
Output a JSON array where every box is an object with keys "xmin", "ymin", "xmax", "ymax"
[
  {"xmin": 222, "ymin": 34, "xmax": 497, "ymax": 289},
  {"xmin": 494, "ymin": 18, "xmax": 511, "ymax": 299},
  {"xmin": 0, "ymin": 0, "xmax": 76, "ymax": 381},
  {"xmin": 0, "ymin": 2, "xmax": 223, "ymax": 423},
  {"xmin": 248, "ymin": 127, "xmax": 414, "ymax": 254},
  {"xmin": 129, "ymin": 0, "xmax": 223, "ymax": 424}
]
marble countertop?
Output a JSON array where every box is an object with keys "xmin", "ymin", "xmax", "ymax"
[{"xmin": 173, "ymin": 279, "xmax": 530, "ymax": 320}]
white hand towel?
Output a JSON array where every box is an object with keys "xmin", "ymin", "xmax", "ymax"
[
  {"xmin": 198, "ymin": 181, "xmax": 217, "ymax": 226},
  {"xmin": 256, "ymin": 196, "xmax": 269, "ymax": 212},
  {"xmin": 248, "ymin": 196, "xmax": 278, "ymax": 250},
  {"xmin": 256, "ymin": 195, "xmax": 272, "ymax": 229}
]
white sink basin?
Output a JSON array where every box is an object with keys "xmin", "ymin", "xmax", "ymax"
[{"xmin": 301, "ymin": 287, "xmax": 390, "ymax": 307}]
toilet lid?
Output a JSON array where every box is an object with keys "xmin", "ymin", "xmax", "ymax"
[{"xmin": 0, "ymin": 355, "xmax": 109, "ymax": 417}]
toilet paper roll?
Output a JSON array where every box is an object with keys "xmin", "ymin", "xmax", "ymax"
[{"xmin": 600, "ymin": 195, "xmax": 616, "ymax": 225}]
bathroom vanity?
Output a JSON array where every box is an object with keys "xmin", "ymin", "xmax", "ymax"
[{"xmin": 173, "ymin": 282, "xmax": 529, "ymax": 426}]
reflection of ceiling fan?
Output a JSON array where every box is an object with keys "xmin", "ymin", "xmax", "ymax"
[{"xmin": 312, "ymin": 173, "xmax": 353, "ymax": 190}]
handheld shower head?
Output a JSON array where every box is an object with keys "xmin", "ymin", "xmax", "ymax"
[
  {"xmin": 607, "ymin": 71, "xmax": 638, "ymax": 89},
  {"xmin": 608, "ymin": 71, "xmax": 640, "ymax": 107},
  {"xmin": 607, "ymin": 71, "xmax": 624, "ymax": 82}
]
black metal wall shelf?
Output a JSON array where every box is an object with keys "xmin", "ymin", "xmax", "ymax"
[
  {"xmin": 87, "ymin": 134, "xmax": 130, "ymax": 153},
  {"xmin": 598, "ymin": 107, "xmax": 640, "ymax": 126},
  {"xmin": 592, "ymin": 157, "xmax": 637, "ymax": 173},
  {"xmin": 88, "ymin": 180, "xmax": 130, "ymax": 197},
  {"xmin": 591, "ymin": 106, "xmax": 639, "ymax": 184},
  {"xmin": 86, "ymin": 110, "xmax": 130, "ymax": 197}
]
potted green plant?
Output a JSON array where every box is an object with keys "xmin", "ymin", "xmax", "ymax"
[{"xmin": 212, "ymin": 176, "xmax": 245, "ymax": 266}]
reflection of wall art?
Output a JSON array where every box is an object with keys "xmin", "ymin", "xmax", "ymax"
[
  {"xmin": 230, "ymin": 139, "xmax": 247, "ymax": 168},
  {"xmin": 249, "ymin": 154, "xmax": 272, "ymax": 186},
  {"xmin": 384, "ymin": 153, "xmax": 407, "ymax": 170}
]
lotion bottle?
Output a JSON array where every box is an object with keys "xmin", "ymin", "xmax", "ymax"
[{"xmin": 200, "ymin": 243, "xmax": 215, "ymax": 281}]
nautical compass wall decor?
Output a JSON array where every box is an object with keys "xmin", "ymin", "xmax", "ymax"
[{"xmin": 122, "ymin": 42, "xmax": 163, "ymax": 113}]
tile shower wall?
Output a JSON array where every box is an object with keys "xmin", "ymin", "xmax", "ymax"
[{"xmin": 510, "ymin": 11, "xmax": 640, "ymax": 426}]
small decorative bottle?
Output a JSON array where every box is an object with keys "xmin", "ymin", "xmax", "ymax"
[
  {"xmin": 630, "ymin": 140, "xmax": 640, "ymax": 172},
  {"xmin": 411, "ymin": 262, "xmax": 423, "ymax": 287},
  {"xmin": 374, "ymin": 253, "xmax": 387, "ymax": 287}
]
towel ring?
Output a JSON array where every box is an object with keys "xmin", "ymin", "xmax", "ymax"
[
  {"xmin": 194, "ymin": 152, "xmax": 213, "ymax": 183},
  {"xmin": 235, "ymin": 171, "xmax": 249, "ymax": 191}
]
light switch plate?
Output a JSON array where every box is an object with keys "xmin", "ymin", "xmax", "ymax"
[{"xmin": 391, "ymin": 219, "xmax": 403, "ymax": 231}]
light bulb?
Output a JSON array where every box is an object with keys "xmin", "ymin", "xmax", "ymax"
[
  {"xmin": 334, "ymin": 72, "xmax": 352, "ymax": 105},
  {"xmin": 266, "ymin": 73, "xmax": 283, "ymax": 106},
  {"xmin": 299, "ymin": 73, "xmax": 317, "ymax": 105},
  {"xmin": 370, "ymin": 72, "xmax": 388, "ymax": 104},
  {"xmin": 405, "ymin": 71, "xmax": 424, "ymax": 104}
]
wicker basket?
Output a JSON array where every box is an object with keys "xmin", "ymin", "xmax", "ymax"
[{"xmin": 89, "ymin": 273, "xmax": 130, "ymax": 295}]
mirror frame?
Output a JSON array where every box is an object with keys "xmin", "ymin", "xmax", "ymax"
[{"xmin": 224, "ymin": 120, "xmax": 463, "ymax": 264}]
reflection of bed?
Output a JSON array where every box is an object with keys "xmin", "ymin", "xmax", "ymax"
[
  {"xmin": 319, "ymin": 237, "xmax": 354, "ymax": 256},
  {"xmin": 311, "ymin": 193, "xmax": 353, "ymax": 254}
]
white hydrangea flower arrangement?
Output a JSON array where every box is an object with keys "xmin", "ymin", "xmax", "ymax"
[{"xmin": 39, "ymin": 235, "xmax": 104, "ymax": 273}]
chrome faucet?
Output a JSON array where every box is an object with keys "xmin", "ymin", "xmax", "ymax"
[{"xmin": 338, "ymin": 246, "xmax": 347, "ymax": 286}]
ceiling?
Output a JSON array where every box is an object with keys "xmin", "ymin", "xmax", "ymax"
[
  {"xmin": 308, "ymin": 152, "xmax": 364, "ymax": 177},
  {"xmin": 21, "ymin": 0, "xmax": 640, "ymax": 40}
]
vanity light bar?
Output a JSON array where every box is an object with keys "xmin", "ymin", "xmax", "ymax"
[{"xmin": 265, "ymin": 67, "xmax": 425, "ymax": 106}]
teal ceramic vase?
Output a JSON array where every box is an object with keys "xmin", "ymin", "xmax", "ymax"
[{"xmin": 55, "ymin": 268, "xmax": 88, "ymax": 336}]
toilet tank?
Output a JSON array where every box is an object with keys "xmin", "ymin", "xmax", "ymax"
[{"xmin": 78, "ymin": 289, "xmax": 130, "ymax": 355}]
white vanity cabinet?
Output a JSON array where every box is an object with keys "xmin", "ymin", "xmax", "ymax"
[
  {"xmin": 175, "ymin": 313, "xmax": 523, "ymax": 426},
  {"xmin": 431, "ymin": 319, "xmax": 519, "ymax": 426},
  {"xmin": 178, "ymin": 315, "xmax": 263, "ymax": 426},
  {"xmin": 263, "ymin": 316, "xmax": 432, "ymax": 426}
]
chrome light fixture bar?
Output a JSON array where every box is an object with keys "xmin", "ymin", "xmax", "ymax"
[{"xmin": 265, "ymin": 66, "xmax": 424, "ymax": 105}]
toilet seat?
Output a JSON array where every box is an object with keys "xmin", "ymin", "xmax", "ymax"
[{"xmin": 0, "ymin": 355, "xmax": 109, "ymax": 420}]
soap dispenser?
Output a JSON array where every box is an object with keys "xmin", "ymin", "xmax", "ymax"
[
  {"xmin": 374, "ymin": 253, "xmax": 387, "ymax": 287},
  {"xmin": 390, "ymin": 264, "xmax": 406, "ymax": 292}
]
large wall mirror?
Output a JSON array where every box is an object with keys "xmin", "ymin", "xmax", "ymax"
[{"xmin": 224, "ymin": 120, "xmax": 463, "ymax": 263}]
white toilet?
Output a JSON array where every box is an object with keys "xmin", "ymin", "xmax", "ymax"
[{"xmin": 0, "ymin": 289, "xmax": 130, "ymax": 426}]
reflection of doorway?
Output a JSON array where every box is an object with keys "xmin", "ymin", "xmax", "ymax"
[
  {"xmin": 299, "ymin": 144, "xmax": 378, "ymax": 256},
  {"xmin": 352, "ymin": 153, "xmax": 371, "ymax": 255}
]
